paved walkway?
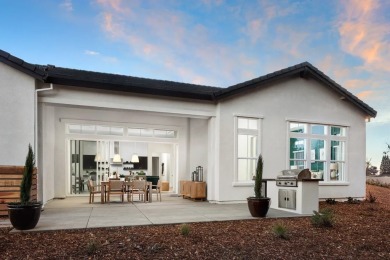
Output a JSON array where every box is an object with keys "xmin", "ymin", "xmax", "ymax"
[{"xmin": 2, "ymin": 193, "xmax": 301, "ymax": 232}]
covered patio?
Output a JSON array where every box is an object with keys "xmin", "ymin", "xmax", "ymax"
[{"xmin": 2, "ymin": 194, "xmax": 302, "ymax": 232}]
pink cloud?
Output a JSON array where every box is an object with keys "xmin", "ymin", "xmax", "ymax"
[{"xmin": 337, "ymin": 0, "xmax": 390, "ymax": 72}]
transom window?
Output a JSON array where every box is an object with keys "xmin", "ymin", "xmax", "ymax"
[
  {"xmin": 67, "ymin": 124, "xmax": 177, "ymax": 139},
  {"xmin": 289, "ymin": 122, "xmax": 347, "ymax": 182},
  {"xmin": 236, "ymin": 117, "xmax": 261, "ymax": 182}
]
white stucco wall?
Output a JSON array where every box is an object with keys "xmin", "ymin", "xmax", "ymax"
[
  {"xmin": 0, "ymin": 63, "xmax": 36, "ymax": 165},
  {"xmin": 217, "ymin": 76, "xmax": 368, "ymax": 201},
  {"xmin": 188, "ymin": 118, "xmax": 208, "ymax": 180}
]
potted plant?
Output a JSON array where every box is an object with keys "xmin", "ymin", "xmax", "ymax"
[
  {"xmin": 119, "ymin": 174, "xmax": 125, "ymax": 181},
  {"xmin": 247, "ymin": 154, "xmax": 271, "ymax": 217},
  {"xmin": 8, "ymin": 144, "xmax": 42, "ymax": 230}
]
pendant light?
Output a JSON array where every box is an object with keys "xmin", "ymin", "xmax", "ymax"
[
  {"xmin": 112, "ymin": 141, "xmax": 122, "ymax": 163},
  {"xmin": 131, "ymin": 142, "xmax": 139, "ymax": 163}
]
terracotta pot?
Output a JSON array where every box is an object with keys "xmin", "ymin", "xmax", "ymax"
[
  {"xmin": 247, "ymin": 197, "xmax": 271, "ymax": 217},
  {"xmin": 8, "ymin": 203, "xmax": 42, "ymax": 230}
]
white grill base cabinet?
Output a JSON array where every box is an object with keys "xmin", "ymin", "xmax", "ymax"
[{"xmin": 267, "ymin": 179, "xmax": 319, "ymax": 215}]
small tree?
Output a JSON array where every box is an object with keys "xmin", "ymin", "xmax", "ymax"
[
  {"xmin": 254, "ymin": 154, "xmax": 264, "ymax": 198},
  {"xmin": 380, "ymin": 143, "xmax": 390, "ymax": 176},
  {"xmin": 20, "ymin": 144, "xmax": 35, "ymax": 205}
]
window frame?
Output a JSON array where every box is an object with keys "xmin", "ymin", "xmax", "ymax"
[
  {"xmin": 287, "ymin": 121, "xmax": 348, "ymax": 184},
  {"xmin": 233, "ymin": 115, "xmax": 262, "ymax": 186}
]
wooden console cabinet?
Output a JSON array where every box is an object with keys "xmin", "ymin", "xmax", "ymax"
[{"xmin": 180, "ymin": 181, "xmax": 206, "ymax": 200}]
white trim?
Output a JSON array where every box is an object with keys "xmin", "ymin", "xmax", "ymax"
[
  {"xmin": 319, "ymin": 181, "xmax": 350, "ymax": 186},
  {"xmin": 232, "ymin": 181, "xmax": 254, "ymax": 187},
  {"xmin": 286, "ymin": 118, "xmax": 350, "ymax": 127},
  {"xmin": 233, "ymin": 113, "xmax": 264, "ymax": 119}
]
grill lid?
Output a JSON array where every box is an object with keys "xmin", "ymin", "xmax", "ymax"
[{"xmin": 277, "ymin": 169, "xmax": 311, "ymax": 180}]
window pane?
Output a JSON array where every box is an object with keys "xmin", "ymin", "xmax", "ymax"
[
  {"xmin": 166, "ymin": 131, "xmax": 176, "ymax": 138},
  {"xmin": 289, "ymin": 160, "xmax": 305, "ymax": 170},
  {"xmin": 331, "ymin": 141, "xmax": 345, "ymax": 161},
  {"xmin": 290, "ymin": 123, "xmax": 307, "ymax": 133},
  {"xmin": 290, "ymin": 138, "xmax": 306, "ymax": 159},
  {"xmin": 248, "ymin": 119, "xmax": 258, "ymax": 130},
  {"xmin": 331, "ymin": 126, "xmax": 346, "ymax": 136},
  {"xmin": 330, "ymin": 162, "xmax": 344, "ymax": 181},
  {"xmin": 97, "ymin": 126, "xmax": 110, "ymax": 135},
  {"xmin": 238, "ymin": 159, "xmax": 256, "ymax": 181},
  {"xmin": 238, "ymin": 135, "xmax": 257, "ymax": 157},
  {"xmin": 128, "ymin": 128, "xmax": 141, "ymax": 136},
  {"xmin": 68, "ymin": 124, "xmax": 81, "ymax": 134},
  {"xmin": 154, "ymin": 130, "xmax": 165, "ymax": 138},
  {"xmin": 238, "ymin": 117, "xmax": 258, "ymax": 130},
  {"xmin": 311, "ymin": 139, "xmax": 326, "ymax": 160},
  {"xmin": 81, "ymin": 125, "xmax": 95, "ymax": 134},
  {"xmin": 238, "ymin": 118, "xmax": 248, "ymax": 129},
  {"xmin": 110, "ymin": 127, "xmax": 124, "ymax": 136},
  {"xmin": 311, "ymin": 161, "xmax": 325, "ymax": 173},
  {"xmin": 140, "ymin": 129, "xmax": 153, "ymax": 137},
  {"xmin": 311, "ymin": 125, "xmax": 326, "ymax": 135}
]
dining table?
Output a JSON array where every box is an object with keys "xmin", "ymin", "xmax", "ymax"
[{"xmin": 100, "ymin": 180, "xmax": 152, "ymax": 204}]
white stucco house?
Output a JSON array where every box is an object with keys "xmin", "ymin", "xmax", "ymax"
[{"xmin": 0, "ymin": 49, "xmax": 376, "ymax": 205}]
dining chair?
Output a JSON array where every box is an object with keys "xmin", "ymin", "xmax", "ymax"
[
  {"xmin": 151, "ymin": 180, "xmax": 162, "ymax": 202},
  {"xmin": 87, "ymin": 179, "xmax": 102, "ymax": 203},
  {"xmin": 129, "ymin": 180, "xmax": 147, "ymax": 203},
  {"xmin": 107, "ymin": 180, "xmax": 125, "ymax": 203}
]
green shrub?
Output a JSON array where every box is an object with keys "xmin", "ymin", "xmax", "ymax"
[
  {"xmin": 180, "ymin": 224, "xmax": 190, "ymax": 236},
  {"xmin": 86, "ymin": 239, "xmax": 99, "ymax": 255},
  {"xmin": 20, "ymin": 144, "xmax": 35, "ymax": 205},
  {"xmin": 366, "ymin": 192, "xmax": 376, "ymax": 203},
  {"xmin": 311, "ymin": 208, "xmax": 334, "ymax": 228},
  {"xmin": 325, "ymin": 198, "xmax": 336, "ymax": 205},
  {"xmin": 272, "ymin": 222, "xmax": 289, "ymax": 239},
  {"xmin": 347, "ymin": 197, "xmax": 360, "ymax": 204}
]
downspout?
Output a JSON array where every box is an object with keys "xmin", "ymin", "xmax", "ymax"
[{"xmin": 34, "ymin": 83, "xmax": 54, "ymax": 203}]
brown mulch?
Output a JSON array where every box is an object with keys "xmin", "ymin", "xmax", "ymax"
[{"xmin": 1, "ymin": 184, "xmax": 389, "ymax": 259}]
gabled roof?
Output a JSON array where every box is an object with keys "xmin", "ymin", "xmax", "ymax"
[
  {"xmin": 217, "ymin": 62, "xmax": 377, "ymax": 117},
  {"xmin": 0, "ymin": 49, "xmax": 377, "ymax": 117}
]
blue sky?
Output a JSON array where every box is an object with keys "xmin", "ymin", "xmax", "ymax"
[{"xmin": 0, "ymin": 0, "xmax": 389, "ymax": 167}]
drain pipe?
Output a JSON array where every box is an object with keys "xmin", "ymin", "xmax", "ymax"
[{"xmin": 34, "ymin": 83, "xmax": 54, "ymax": 204}]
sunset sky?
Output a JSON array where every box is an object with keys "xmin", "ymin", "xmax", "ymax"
[{"xmin": 1, "ymin": 0, "xmax": 389, "ymax": 167}]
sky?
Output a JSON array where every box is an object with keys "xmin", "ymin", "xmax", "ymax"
[{"xmin": 0, "ymin": 0, "xmax": 389, "ymax": 168}]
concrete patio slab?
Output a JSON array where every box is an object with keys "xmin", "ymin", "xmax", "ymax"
[{"xmin": 3, "ymin": 193, "xmax": 304, "ymax": 232}]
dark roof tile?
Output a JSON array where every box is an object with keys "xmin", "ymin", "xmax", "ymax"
[{"xmin": 0, "ymin": 49, "xmax": 376, "ymax": 117}]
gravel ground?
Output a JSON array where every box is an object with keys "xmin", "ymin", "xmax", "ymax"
[{"xmin": 0, "ymin": 184, "xmax": 389, "ymax": 259}]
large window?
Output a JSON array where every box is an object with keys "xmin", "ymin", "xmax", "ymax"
[
  {"xmin": 236, "ymin": 117, "xmax": 260, "ymax": 182},
  {"xmin": 289, "ymin": 122, "xmax": 347, "ymax": 182}
]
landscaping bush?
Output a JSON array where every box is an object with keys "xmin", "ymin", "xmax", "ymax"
[
  {"xmin": 325, "ymin": 198, "xmax": 337, "ymax": 205},
  {"xmin": 347, "ymin": 197, "xmax": 360, "ymax": 204},
  {"xmin": 86, "ymin": 239, "xmax": 99, "ymax": 255},
  {"xmin": 366, "ymin": 192, "xmax": 376, "ymax": 203},
  {"xmin": 311, "ymin": 208, "xmax": 334, "ymax": 228},
  {"xmin": 272, "ymin": 222, "xmax": 289, "ymax": 240},
  {"xmin": 180, "ymin": 224, "xmax": 190, "ymax": 236}
]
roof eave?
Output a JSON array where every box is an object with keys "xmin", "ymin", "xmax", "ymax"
[
  {"xmin": 0, "ymin": 50, "xmax": 47, "ymax": 81},
  {"xmin": 47, "ymin": 77, "xmax": 216, "ymax": 101}
]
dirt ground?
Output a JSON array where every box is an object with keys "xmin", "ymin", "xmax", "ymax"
[{"xmin": 1, "ymin": 184, "xmax": 389, "ymax": 259}]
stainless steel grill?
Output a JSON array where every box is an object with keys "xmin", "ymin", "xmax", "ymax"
[{"xmin": 276, "ymin": 169, "xmax": 311, "ymax": 187}]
